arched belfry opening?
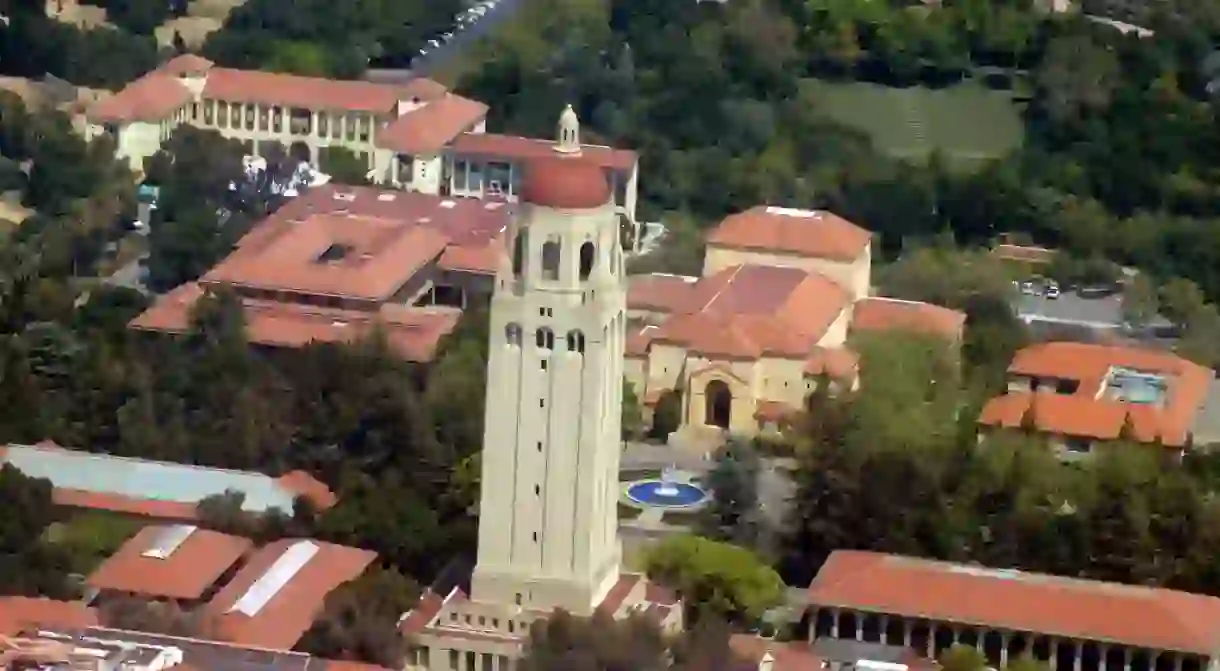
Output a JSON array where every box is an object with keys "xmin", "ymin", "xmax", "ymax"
[
  {"xmin": 554, "ymin": 104, "xmax": 580, "ymax": 154},
  {"xmin": 705, "ymin": 380, "xmax": 732, "ymax": 429},
  {"xmin": 579, "ymin": 241, "xmax": 595, "ymax": 280}
]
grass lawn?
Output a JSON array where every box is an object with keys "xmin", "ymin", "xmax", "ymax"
[
  {"xmin": 43, "ymin": 511, "xmax": 144, "ymax": 575},
  {"xmin": 800, "ymin": 78, "xmax": 1024, "ymax": 171}
]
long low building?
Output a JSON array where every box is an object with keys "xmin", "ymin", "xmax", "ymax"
[{"xmin": 805, "ymin": 550, "xmax": 1220, "ymax": 671}]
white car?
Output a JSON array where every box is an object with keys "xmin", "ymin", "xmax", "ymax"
[{"xmin": 442, "ymin": 31, "xmax": 454, "ymax": 40}]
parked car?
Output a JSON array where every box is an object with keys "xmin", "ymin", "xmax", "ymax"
[{"xmin": 1045, "ymin": 283, "xmax": 1061, "ymax": 299}]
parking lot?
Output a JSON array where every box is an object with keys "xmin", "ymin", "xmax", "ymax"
[{"xmin": 1017, "ymin": 290, "xmax": 1125, "ymax": 330}]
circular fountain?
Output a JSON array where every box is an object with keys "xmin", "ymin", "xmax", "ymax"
[{"xmin": 624, "ymin": 466, "xmax": 709, "ymax": 509}]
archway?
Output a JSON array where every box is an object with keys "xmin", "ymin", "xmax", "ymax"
[
  {"xmin": 705, "ymin": 380, "xmax": 731, "ymax": 429},
  {"xmin": 288, "ymin": 141, "xmax": 312, "ymax": 165}
]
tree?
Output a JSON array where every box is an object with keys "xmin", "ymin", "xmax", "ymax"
[
  {"xmin": 318, "ymin": 146, "xmax": 371, "ymax": 185},
  {"xmin": 1033, "ymin": 35, "xmax": 1120, "ymax": 122},
  {"xmin": 297, "ymin": 566, "xmax": 417, "ymax": 666},
  {"xmin": 519, "ymin": 609, "xmax": 669, "ymax": 671},
  {"xmin": 939, "ymin": 644, "xmax": 987, "ymax": 671},
  {"xmin": 699, "ymin": 439, "xmax": 761, "ymax": 548},
  {"xmin": 622, "ymin": 380, "xmax": 644, "ymax": 440},
  {"xmin": 650, "ymin": 390, "xmax": 682, "ymax": 441},
  {"xmin": 1121, "ymin": 274, "xmax": 1159, "ymax": 330},
  {"xmin": 644, "ymin": 534, "xmax": 783, "ymax": 625},
  {"xmin": 1159, "ymin": 277, "xmax": 1207, "ymax": 328}
]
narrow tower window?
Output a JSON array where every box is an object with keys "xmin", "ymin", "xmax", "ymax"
[
  {"xmin": 541, "ymin": 240, "xmax": 561, "ymax": 281},
  {"xmin": 535, "ymin": 327, "xmax": 554, "ymax": 350},
  {"xmin": 512, "ymin": 230, "xmax": 528, "ymax": 278},
  {"xmin": 579, "ymin": 241, "xmax": 595, "ymax": 280},
  {"xmin": 566, "ymin": 330, "xmax": 585, "ymax": 354},
  {"xmin": 505, "ymin": 323, "xmax": 522, "ymax": 346}
]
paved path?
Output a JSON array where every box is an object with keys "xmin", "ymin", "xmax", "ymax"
[{"xmin": 409, "ymin": 0, "xmax": 523, "ymax": 75}]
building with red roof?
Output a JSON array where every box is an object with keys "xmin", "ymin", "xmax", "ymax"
[
  {"xmin": 806, "ymin": 550, "xmax": 1220, "ymax": 671},
  {"xmin": 86, "ymin": 524, "xmax": 253, "ymax": 605},
  {"xmin": 0, "ymin": 597, "xmax": 98, "ymax": 637},
  {"xmin": 978, "ymin": 341, "xmax": 1211, "ymax": 456},
  {"xmin": 202, "ymin": 539, "xmax": 375, "ymax": 650},
  {"xmin": 81, "ymin": 57, "xmax": 641, "ymax": 252},
  {"xmin": 129, "ymin": 184, "xmax": 516, "ymax": 360},
  {"xmin": 625, "ymin": 206, "xmax": 965, "ymax": 439}
]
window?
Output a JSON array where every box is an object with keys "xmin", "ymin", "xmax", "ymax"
[
  {"xmin": 229, "ymin": 103, "xmax": 240, "ymax": 128},
  {"xmin": 331, "ymin": 115, "xmax": 341, "ymax": 138},
  {"xmin": 532, "ymin": 532, "xmax": 538, "ymax": 542},
  {"xmin": 203, "ymin": 100, "xmax": 214, "ymax": 124},
  {"xmin": 478, "ymin": 616, "xmax": 485, "ymax": 625},
  {"xmin": 244, "ymin": 105, "xmax": 254, "ymax": 130},
  {"xmin": 483, "ymin": 654, "xmax": 494, "ymax": 671},
  {"xmin": 511, "ymin": 230, "xmax": 527, "ymax": 277},
  {"xmin": 190, "ymin": 102, "xmax": 199, "ymax": 121},
  {"xmin": 359, "ymin": 115, "xmax": 371, "ymax": 142},
  {"xmin": 509, "ymin": 621, "xmax": 515, "ymax": 633},
  {"xmin": 535, "ymin": 485, "xmax": 540, "ymax": 495},
  {"xmin": 505, "ymin": 323, "xmax": 522, "ymax": 346},
  {"xmin": 515, "ymin": 593, "xmax": 523, "ymax": 606},
  {"xmin": 579, "ymin": 241, "xmax": 595, "ymax": 280},
  {"xmin": 541, "ymin": 240, "xmax": 561, "ymax": 280},
  {"xmin": 454, "ymin": 159, "xmax": 469, "ymax": 191},
  {"xmin": 535, "ymin": 327, "xmax": 554, "ymax": 350},
  {"xmin": 217, "ymin": 103, "xmax": 228, "ymax": 126},
  {"xmin": 537, "ymin": 441, "xmax": 542, "ymax": 452},
  {"xmin": 540, "ymin": 360, "xmax": 547, "ymax": 370},
  {"xmin": 540, "ymin": 399, "xmax": 545, "ymax": 408},
  {"xmin": 258, "ymin": 107, "xmax": 268, "ymax": 131},
  {"xmin": 317, "ymin": 113, "xmax": 328, "ymax": 137},
  {"xmin": 449, "ymin": 650, "xmax": 459, "ymax": 670},
  {"xmin": 567, "ymin": 330, "xmax": 585, "ymax": 353},
  {"xmin": 271, "ymin": 106, "xmax": 282, "ymax": 132}
]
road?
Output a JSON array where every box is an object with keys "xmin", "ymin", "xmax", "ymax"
[{"xmin": 408, "ymin": 0, "xmax": 523, "ymax": 76}]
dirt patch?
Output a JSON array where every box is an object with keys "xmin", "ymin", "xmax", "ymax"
[
  {"xmin": 45, "ymin": 0, "xmax": 114, "ymax": 29},
  {"xmin": 156, "ymin": 16, "xmax": 223, "ymax": 48},
  {"xmin": 188, "ymin": 0, "xmax": 247, "ymax": 20}
]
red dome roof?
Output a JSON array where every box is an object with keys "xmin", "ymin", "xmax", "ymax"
[{"xmin": 520, "ymin": 157, "xmax": 611, "ymax": 209}]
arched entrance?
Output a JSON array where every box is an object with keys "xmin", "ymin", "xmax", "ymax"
[
  {"xmin": 705, "ymin": 380, "xmax": 731, "ymax": 429},
  {"xmin": 288, "ymin": 141, "xmax": 312, "ymax": 165}
]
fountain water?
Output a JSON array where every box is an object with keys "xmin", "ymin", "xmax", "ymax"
[{"xmin": 655, "ymin": 466, "xmax": 680, "ymax": 497}]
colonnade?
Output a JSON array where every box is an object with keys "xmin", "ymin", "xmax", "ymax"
[{"xmin": 809, "ymin": 608, "xmax": 1207, "ymax": 671}]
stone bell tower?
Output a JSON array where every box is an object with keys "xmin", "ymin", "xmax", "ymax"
[{"xmin": 470, "ymin": 154, "xmax": 625, "ymax": 616}]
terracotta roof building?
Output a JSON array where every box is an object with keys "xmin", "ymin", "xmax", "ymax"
[
  {"xmin": 80, "ymin": 56, "xmax": 643, "ymax": 253},
  {"xmin": 129, "ymin": 184, "xmax": 515, "ymax": 360},
  {"xmin": 0, "ymin": 598, "xmax": 98, "ymax": 637},
  {"xmin": 0, "ymin": 442, "xmax": 335, "ymax": 521},
  {"xmin": 86, "ymin": 524, "xmax": 253, "ymax": 603},
  {"xmin": 203, "ymin": 539, "xmax": 376, "ymax": 650},
  {"xmin": 978, "ymin": 342, "xmax": 1211, "ymax": 455},
  {"xmin": 806, "ymin": 550, "xmax": 1220, "ymax": 671},
  {"xmin": 624, "ymin": 205, "xmax": 963, "ymax": 441}
]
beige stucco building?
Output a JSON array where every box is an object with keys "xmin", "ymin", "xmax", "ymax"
[
  {"xmin": 82, "ymin": 55, "xmax": 642, "ymax": 248},
  {"xmin": 625, "ymin": 206, "xmax": 967, "ymax": 440},
  {"xmin": 398, "ymin": 153, "xmax": 680, "ymax": 671}
]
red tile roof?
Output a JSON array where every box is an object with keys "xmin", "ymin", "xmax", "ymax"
[
  {"xmin": 521, "ymin": 156, "xmax": 612, "ymax": 209},
  {"xmin": 0, "ymin": 598, "xmax": 98, "ymax": 636},
  {"xmin": 851, "ymin": 298, "xmax": 966, "ymax": 341},
  {"xmin": 130, "ymin": 283, "xmax": 462, "ymax": 362},
  {"xmin": 626, "ymin": 274, "xmax": 700, "ymax": 313},
  {"xmin": 87, "ymin": 74, "xmax": 192, "ymax": 123},
  {"xmin": 436, "ymin": 242, "xmax": 502, "ymax": 276},
  {"xmin": 978, "ymin": 342, "xmax": 1211, "ymax": 447},
  {"xmin": 205, "ymin": 539, "xmax": 376, "ymax": 650},
  {"xmin": 399, "ymin": 590, "xmax": 446, "ymax": 635},
  {"xmin": 730, "ymin": 635, "xmax": 825, "ymax": 671},
  {"xmin": 202, "ymin": 69, "xmax": 416, "ymax": 115},
  {"xmin": 377, "ymin": 95, "xmax": 488, "ymax": 155},
  {"xmin": 808, "ymin": 550, "xmax": 1220, "ymax": 654},
  {"xmin": 708, "ymin": 206, "xmax": 871, "ymax": 262},
  {"xmin": 450, "ymin": 133, "xmax": 638, "ymax": 172},
  {"xmin": 647, "ymin": 265, "xmax": 850, "ymax": 359},
  {"xmin": 85, "ymin": 525, "xmax": 253, "ymax": 600},
  {"xmin": 325, "ymin": 661, "xmax": 395, "ymax": 671},
  {"xmin": 51, "ymin": 488, "xmax": 201, "ymax": 520}
]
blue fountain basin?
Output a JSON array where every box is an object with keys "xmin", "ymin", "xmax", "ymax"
[{"xmin": 626, "ymin": 480, "xmax": 708, "ymax": 508}]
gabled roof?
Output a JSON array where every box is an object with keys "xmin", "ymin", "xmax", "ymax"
[
  {"xmin": 851, "ymin": 298, "xmax": 965, "ymax": 341},
  {"xmin": 808, "ymin": 550, "xmax": 1220, "ymax": 654},
  {"xmin": 205, "ymin": 539, "xmax": 376, "ymax": 650},
  {"xmin": 86, "ymin": 525, "xmax": 253, "ymax": 600},
  {"xmin": 708, "ymin": 206, "xmax": 871, "ymax": 262},
  {"xmin": 377, "ymin": 95, "xmax": 488, "ymax": 155}
]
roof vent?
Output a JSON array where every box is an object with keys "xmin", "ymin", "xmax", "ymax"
[
  {"xmin": 418, "ymin": 217, "xmax": 432, "ymax": 224},
  {"xmin": 485, "ymin": 202, "xmax": 504, "ymax": 210},
  {"xmin": 333, "ymin": 192, "xmax": 356, "ymax": 202},
  {"xmin": 140, "ymin": 524, "xmax": 198, "ymax": 559},
  {"xmin": 377, "ymin": 193, "xmax": 396, "ymax": 201},
  {"xmin": 332, "ymin": 320, "xmax": 348, "ymax": 327},
  {"xmin": 228, "ymin": 540, "xmax": 321, "ymax": 616},
  {"xmin": 764, "ymin": 205, "xmax": 818, "ymax": 218},
  {"xmin": 440, "ymin": 200, "xmax": 456, "ymax": 209}
]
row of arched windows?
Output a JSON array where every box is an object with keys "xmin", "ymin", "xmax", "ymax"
[
  {"xmin": 504, "ymin": 324, "xmax": 586, "ymax": 353},
  {"xmin": 510, "ymin": 231, "xmax": 598, "ymax": 282}
]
